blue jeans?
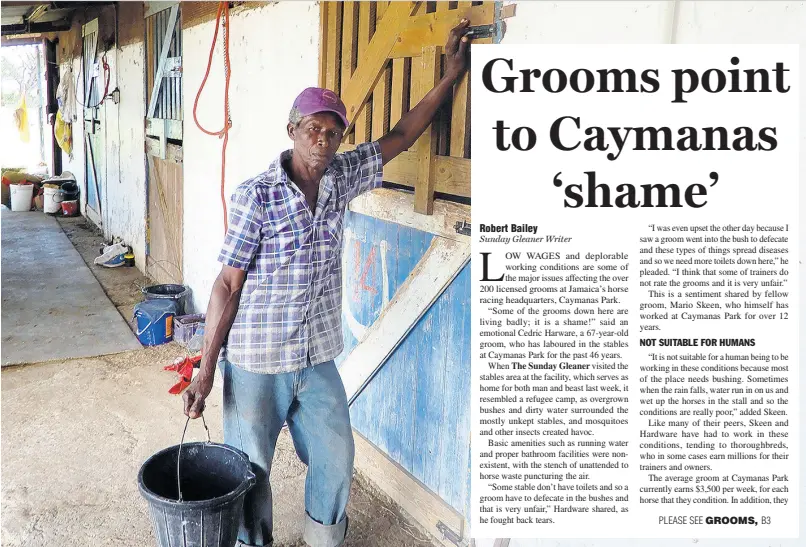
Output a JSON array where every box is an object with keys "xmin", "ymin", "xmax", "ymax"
[{"xmin": 220, "ymin": 359, "xmax": 354, "ymax": 547}]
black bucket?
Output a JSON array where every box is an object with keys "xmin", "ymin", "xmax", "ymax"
[
  {"xmin": 138, "ymin": 442, "xmax": 256, "ymax": 547},
  {"xmin": 142, "ymin": 284, "xmax": 191, "ymax": 315},
  {"xmin": 60, "ymin": 181, "xmax": 79, "ymax": 202}
]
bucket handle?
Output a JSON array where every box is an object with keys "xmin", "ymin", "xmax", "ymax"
[{"xmin": 177, "ymin": 414, "xmax": 212, "ymax": 502}]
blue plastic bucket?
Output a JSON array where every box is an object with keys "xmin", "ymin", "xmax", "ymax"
[{"xmin": 134, "ymin": 299, "xmax": 180, "ymax": 346}]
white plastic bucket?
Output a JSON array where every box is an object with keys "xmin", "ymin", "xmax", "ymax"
[
  {"xmin": 10, "ymin": 184, "xmax": 34, "ymax": 212},
  {"xmin": 43, "ymin": 186, "xmax": 64, "ymax": 214}
]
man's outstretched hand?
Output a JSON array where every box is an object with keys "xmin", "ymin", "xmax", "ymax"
[
  {"xmin": 183, "ymin": 372, "xmax": 214, "ymax": 419},
  {"xmin": 445, "ymin": 19, "xmax": 472, "ymax": 80}
]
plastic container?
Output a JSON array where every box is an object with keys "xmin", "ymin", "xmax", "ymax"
[
  {"xmin": 187, "ymin": 324, "xmax": 205, "ymax": 352},
  {"xmin": 10, "ymin": 183, "xmax": 33, "ymax": 212},
  {"xmin": 61, "ymin": 200, "xmax": 79, "ymax": 217},
  {"xmin": 60, "ymin": 180, "xmax": 79, "ymax": 202},
  {"xmin": 138, "ymin": 442, "xmax": 256, "ymax": 547},
  {"xmin": 142, "ymin": 284, "xmax": 191, "ymax": 316},
  {"xmin": 174, "ymin": 314, "xmax": 205, "ymax": 348},
  {"xmin": 43, "ymin": 185, "xmax": 64, "ymax": 214},
  {"xmin": 133, "ymin": 299, "xmax": 179, "ymax": 346}
]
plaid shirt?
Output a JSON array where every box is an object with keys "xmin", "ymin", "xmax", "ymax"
[{"xmin": 218, "ymin": 141, "xmax": 383, "ymax": 373}]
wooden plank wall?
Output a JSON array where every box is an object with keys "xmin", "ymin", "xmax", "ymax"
[
  {"xmin": 146, "ymin": 155, "xmax": 184, "ymax": 284},
  {"xmin": 320, "ymin": 1, "xmax": 494, "ymax": 213},
  {"xmin": 338, "ymin": 210, "xmax": 472, "ymax": 518}
]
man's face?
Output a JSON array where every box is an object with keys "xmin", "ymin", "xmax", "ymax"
[{"xmin": 288, "ymin": 112, "xmax": 345, "ymax": 170}]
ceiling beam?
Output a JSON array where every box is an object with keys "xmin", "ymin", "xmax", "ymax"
[
  {"xmin": 1, "ymin": 1, "xmax": 52, "ymax": 6},
  {"xmin": 1, "ymin": 20, "xmax": 71, "ymax": 36},
  {"xmin": 1, "ymin": 36, "xmax": 48, "ymax": 46}
]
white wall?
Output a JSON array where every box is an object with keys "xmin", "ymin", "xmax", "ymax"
[
  {"xmin": 503, "ymin": 1, "xmax": 675, "ymax": 43},
  {"xmin": 485, "ymin": 4, "xmax": 805, "ymax": 547},
  {"xmin": 182, "ymin": 1, "xmax": 321, "ymax": 312},
  {"xmin": 104, "ymin": 41, "xmax": 147, "ymax": 268},
  {"xmin": 502, "ymin": 0, "xmax": 805, "ymax": 46}
]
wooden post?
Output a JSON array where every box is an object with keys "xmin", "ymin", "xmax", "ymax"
[
  {"xmin": 371, "ymin": 62, "xmax": 391, "ymax": 140},
  {"xmin": 341, "ymin": 2, "xmax": 357, "ymax": 86},
  {"xmin": 449, "ymin": 0, "xmax": 474, "ymax": 159},
  {"xmin": 437, "ymin": 54, "xmax": 449, "ymax": 156},
  {"xmin": 450, "ymin": 71, "xmax": 469, "ymax": 158},
  {"xmin": 354, "ymin": 1, "xmax": 372, "ymax": 143},
  {"xmin": 413, "ymin": 46, "xmax": 441, "ymax": 215},
  {"xmin": 370, "ymin": 0, "xmax": 391, "ymax": 140},
  {"xmin": 318, "ymin": 2, "xmax": 328, "ymax": 88},
  {"xmin": 389, "ymin": 57, "xmax": 410, "ymax": 128},
  {"xmin": 341, "ymin": 1, "xmax": 357, "ymax": 143},
  {"xmin": 376, "ymin": 0, "xmax": 389, "ymax": 21},
  {"xmin": 325, "ymin": 2, "xmax": 342, "ymax": 93}
]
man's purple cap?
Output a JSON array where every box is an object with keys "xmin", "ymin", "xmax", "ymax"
[{"xmin": 292, "ymin": 87, "xmax": 349, "ymax": 128}]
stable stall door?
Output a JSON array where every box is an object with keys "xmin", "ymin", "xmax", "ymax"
[
  {"xmin": 144, "ymin": 2, "xmax": 184, "ymax": 285},
  {"xmin": 82, "ymin": 18, "xmax": 105, "ymax": 227}
]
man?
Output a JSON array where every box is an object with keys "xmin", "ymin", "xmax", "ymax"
[{"xmin": 183, "ymin": 19, "xmax": 472, "ymax": 547}]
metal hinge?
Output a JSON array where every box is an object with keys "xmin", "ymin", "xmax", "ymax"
[
  {"xmin": 164, "ymin": 56, "xmax": 182, "ymax": 77},
  {"xmin": 455, "ymin": 220, "xmax": 471, "ymax": 236},
  {"xmin": 464, "ymin": 21, "xmax": 507, "ymax": 40},
  {"xmin": 436, "ymin": 521, "xmax": 469, "ymax": 547}
]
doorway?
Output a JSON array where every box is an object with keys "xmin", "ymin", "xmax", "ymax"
[{"xmin": 144, "ymin": 2, "xmax": 184, "ymax": 284}]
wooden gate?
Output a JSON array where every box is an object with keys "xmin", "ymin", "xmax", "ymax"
[
  {"xmin": 320, "ymin": 0, "xmax": 493, "ymax": 393},
  {"xmin": 319, "ymin": 1, "xmax": 499, "ymax": 542},
  {"xmin": 320, "ymin": 0, "xmax": 492, "ymax": 213},
  {"xmin": 144, "ymin": 2, "xmax": 184, "ymax": 285},
  {"xmin": 82, "ymin": 18, "xmax": 104, "ymax": 227}
]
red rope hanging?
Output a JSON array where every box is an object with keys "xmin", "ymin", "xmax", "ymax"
[{"xmin": 192, "ymin": 1, "xmax": 232, "ymax": 234}]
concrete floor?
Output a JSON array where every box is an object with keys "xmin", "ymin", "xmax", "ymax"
[
  {"xmin": 1, "ymin": 217, "xmax": 434, "ymax": 547},
  {"xmin": 57, "ymin": 216, "xmax": 155, "ymax": 325},
  {"xmin": 1, "ymin": 210, "xmax": 141, "ymax": 366}
]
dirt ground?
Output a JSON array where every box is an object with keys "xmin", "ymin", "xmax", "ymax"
[{"xmin": 1, "ymin": 218, "xmax": 435, "ymax": 547}]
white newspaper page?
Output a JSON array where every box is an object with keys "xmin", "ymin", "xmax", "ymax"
[{"xmin": 471, "ymin": 45, "xmax": 799, "ymax": 539}]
